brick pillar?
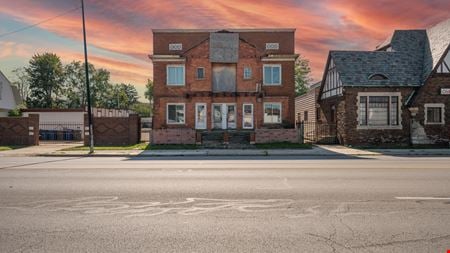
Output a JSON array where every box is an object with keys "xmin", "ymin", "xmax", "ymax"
[
  {"xmin": 223, "ymin": 132, "xmax": 229, "ymax": 145},
  {"xmin": 128, "ymin": 114, "xmax": 139, "ymax": 145},
  {"xmin": 28, "ymin": 114, "xmax": 39, "ymax": 145},
  {"xmin": 196, "ymin": 131, "xmax": 202, "ymax": 145},
  {"xmin": 249, "ymin": 132, "xmax": 255, "ymax": 145},
  {"xmin": 83, "ymin": 113, "xmax": 89, "ymax": 146}
]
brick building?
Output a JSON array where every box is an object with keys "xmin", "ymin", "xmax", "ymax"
[
  {"xmin": 318, "ymin": 19, "xmax": 450, "ymax": 146},
  {"xmin": 150, "ymin": 29, "xmax": 298, "ymax": 144}
]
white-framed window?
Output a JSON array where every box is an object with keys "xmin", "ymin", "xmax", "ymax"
[
  {"xmin": 357, "ymin": 92, "xmax": 402, "ymax": 129},
  {"xmin": 169, "ymin": 43, "xmax": 182, "ymax": 51},
  {"xmin": 264, "ymin": 102, "xmax": 282, "ymax": 124},
  {"xmin": 425, "ymin": 103, "xmax": 445, "ymax": 125},
  {"xmin": 243, "ymin": 67, "xmax": 252, "ymax": 79},
  {"xmin": 265, "ymin": 43, "xmax": 279, "ymax": 50},
  {"xmin": 167, "ymin": 103, "xmax": 185, "ymax": 124},
  {"xmin": 263, "ymin": 64, "xmax": 281, "ymax": 85},
  {"xmin": 242, "ymin": 103, "xmax": 254, "ymax": 129},
  {"xmin": 196, "ymin": 67, "xmax": 205, "ymax": 80},
  {"xmin": 166, "ymin": 65, "xmax": 185, "ymax": 86}
]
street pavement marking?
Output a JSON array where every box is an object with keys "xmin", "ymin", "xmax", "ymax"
[
  {"xmin": 0, "ymin": 197, "xmax": 294, "ymax": 218},
  {"xmin": 395, "ymin": 197, "xmax": 450, "ymax": 200}
]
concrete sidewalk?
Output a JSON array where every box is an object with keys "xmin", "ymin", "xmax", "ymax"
[
  {"xmin": 1, "ymin": 144, "xmax": 448, "ymax": 157},
  {"xmin": 1, "ymin": 143, "xmax": 450, "ymax": 157}
]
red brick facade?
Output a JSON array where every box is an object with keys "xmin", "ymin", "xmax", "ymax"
[
  {"xmin": 0, "ymin": 114, "xmax": 39, "ymax": 146},
  {"xmin": 84, "ymin": 114, "xmax": 140, "ymax": 146},
  {"xmin": 255, "ymin": 129, "xmax": 298, "ymax": 144},
  {"xmin": 151, "ymin": 29, "xmax": 297, "ymax": 140}
]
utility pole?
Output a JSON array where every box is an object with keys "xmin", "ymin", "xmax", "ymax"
[{"xmin": 81, "ymin": 0, "xmax": 94, "ymax": 153}]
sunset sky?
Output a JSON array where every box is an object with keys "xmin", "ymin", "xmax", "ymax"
[{"xmin": 0, "ymin": 0, "xmax": 449, "ymax": 100}]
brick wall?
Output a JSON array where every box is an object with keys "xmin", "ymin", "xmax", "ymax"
[
  {"xmin": 0, "ymin": 114, "xmax": 39, "ymax": 145},
  {"xmin": 255, "ymin": 129, "xmax": 298, "ymax": 143},
  {"xmin": 151, "ymin": 129, "xmax": 196, "ymax": 145},
  {"xmin": 84, "ymin": 114, "xmax": 140, "ymax": 146},
  {"xmin": 152, "ymin": 30, "xmax": 296, "ymax": 131},
  {"xmin": 410, "ymin": 75, "xmax": 450, "ymax": 145}
]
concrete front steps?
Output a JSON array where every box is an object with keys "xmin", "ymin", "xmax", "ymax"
[{"xmin": 199, "ymin": 130, "xmax": 255, "ymax": 149}]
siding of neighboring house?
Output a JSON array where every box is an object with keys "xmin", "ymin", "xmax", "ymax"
[
  {"xmin": 0, "ymin": 71, "xmax": 21, "ymax": 117},
  {"xmin": 295, "ymin": 83, "xmax": 320, "ymax": 123}
]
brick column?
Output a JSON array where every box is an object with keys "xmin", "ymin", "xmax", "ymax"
[
  {"xmin": 128, "ymin": 114, "xmax": 139, "ymax": 145},
  {"xmin": 28, "ymin": 114, "xmax": 39, "ymax": 145}
]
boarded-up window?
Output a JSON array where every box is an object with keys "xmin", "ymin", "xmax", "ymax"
[{"xmin": 212, "ymin": 64, "xmax": 236, "ymax": 92}]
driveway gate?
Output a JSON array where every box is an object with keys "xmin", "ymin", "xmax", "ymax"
[
  {"xmin": 298, "ymin": 121, "xmax": 338, "ymax": 144},
  {"xmin": 39, "ymin": 122, "xmax": 83, "ymax": 142}
]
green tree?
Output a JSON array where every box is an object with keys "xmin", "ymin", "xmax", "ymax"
[
  {"xmin": 90, "ymin": 67, "xmax": 111, "ymax": 108},
  {"xmin": 131, "ymin": 102, "xmax": 151, "ymax": 117},
  {"xmin": 11, "ymin": 67, "xmax": 30, "ymax": 102},
  {"xmin": 106, "ymin": 83, "xmax": 139, "ymax": 109},
  {"xmin": 144, "ymin": 79, "xmax": 154, "ymax": 115},
  {"xmin": 295, "ymin": 55, "xmax": 312, "ymax": 96},
  {"xmin": 63, "ymin": 61, "xmax": 86, "ymax": 108},
  {"xmin": 144, "ymin": 79, "xmax": 153, "ymax": 103},
  {"xmin": 26, "ymin": 53, "xmax": 65, "ymax": 108}
]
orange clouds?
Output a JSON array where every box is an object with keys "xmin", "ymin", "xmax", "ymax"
[{"xmin": 1, "ymin": 0, "xmax": 449, "ymax": 86}]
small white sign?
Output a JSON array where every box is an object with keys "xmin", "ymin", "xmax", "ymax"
[
  {"xmin": 265, "ymin": 43, "xmax": 279, "ymax": 50},
  {"xmin": 441, "ymin": 88, "xmax": 450, "ymax": 95},
  {"xmin": 169, "ymin": 43, "xmax": 182, "ymax": 51}
]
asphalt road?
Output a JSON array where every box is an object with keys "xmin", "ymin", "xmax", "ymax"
[{"xmin": 0, "ymin": 155, "xmax": 449, "ymax": 252}]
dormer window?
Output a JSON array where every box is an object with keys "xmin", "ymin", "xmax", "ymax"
[
  {"xmin": 169, "ymin": 43, "xmax": 182, "ymax": 51},
  {"xmin": 369, "ymin": 74, "xmax": 389, "ymax": 81}
]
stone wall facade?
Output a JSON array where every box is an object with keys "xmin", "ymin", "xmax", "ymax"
[
  {"xmin": 151, "ymin": 129, "xmax": 196, "ymax": 145},
  {"xmin": 0, "ymin": 114, "xmax": 39, "ymax": 146},
  {"xmin": 410, "ymin": 75, "xmax": 450, "ymax": 146},
  {"xmin": 320, "ymin": 87, "xmax": 415, "ymax": 146},
  {"xmin": 254, "ymin": 129, "xmax": 298, "ymax": 144},
  {"xmin": 84, "ymin": 114, "xmax": 140, "ymax": 146}
]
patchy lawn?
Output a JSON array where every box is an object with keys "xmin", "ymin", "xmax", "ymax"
[
  {"xmin": 148, "ymin": 144, "xmax": 199, "ymax": 150},
  {"xmin": 0, "ymin": 146, "xmax": 26, "ymax": 151},
  {"xmin": 255, "ymin": 142, "xmax": 312, "ymax": 149},
  {"xmin": 61, "ymin": 142, "xmax": 150, "ymax": 151}
]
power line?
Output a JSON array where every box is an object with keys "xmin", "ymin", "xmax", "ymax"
[{"xmin": 0, "ymin": 6, "xmax": 81, "ymax": 38}]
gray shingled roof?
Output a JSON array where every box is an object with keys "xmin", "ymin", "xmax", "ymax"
[{"xmin": 329, "ymin": 19, "xmax": 449, "ymax": 87}]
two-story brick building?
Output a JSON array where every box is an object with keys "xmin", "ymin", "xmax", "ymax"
[{"xmin": 150, "ymin": 29, "xmax": 298, "ymax": 145}]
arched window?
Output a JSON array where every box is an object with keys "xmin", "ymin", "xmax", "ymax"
[{"xmin": 369, "ymin": 74, "xmax": 389, "ymax": 81}]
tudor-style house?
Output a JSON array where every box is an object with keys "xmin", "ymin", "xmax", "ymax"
[
  {"xmin": 149, "ymin": 29, "xmax": 298, "ymax": 144},
  {"xmin": 318, "ymin": 19, "xmax": 450, "ymax": 146}
]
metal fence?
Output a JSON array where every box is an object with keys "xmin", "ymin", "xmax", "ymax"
[
  {"xmin": 298, "ymin": 121, "xmax": 338, "ymax": 144},
  {"xmin": 39, "ymin": 122, "xmax": 84, "ymax": 142}
]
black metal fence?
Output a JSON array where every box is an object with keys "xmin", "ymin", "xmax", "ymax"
[
  {"xmin": 39, "ymin": 122, "xmax": 83, "ymax": 142},
  {"xmin": 298, "ymin": 121, "xmax": 338, "ymax": 144}
]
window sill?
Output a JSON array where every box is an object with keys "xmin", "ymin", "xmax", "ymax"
[
  {"xmin": 263, "ymin": 83, "xmax": 282, "ymax": 86},
  {"xmin": 424, "ymin": 122, "xmax": 445, "ymax": 125},
  {"xmin": 357, "ymin": 125, "xmax": 403, "ymax": 130},
  {"xmin": 166, "ymin": 84, "xmax": 185, "ymax": 87}
]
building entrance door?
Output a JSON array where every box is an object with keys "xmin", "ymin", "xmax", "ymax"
[
  {"xmin": 212, "ymin": 104, "xmax": 236, "ymax": 130},
  {"xmin": 195, "ymin": 103, "xmax": 207, "ymax": 129}
]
